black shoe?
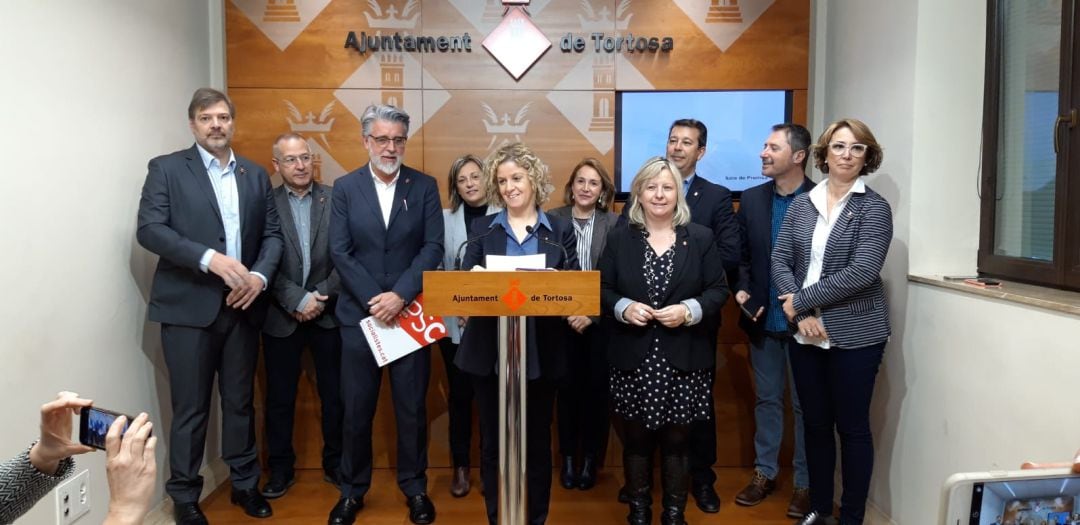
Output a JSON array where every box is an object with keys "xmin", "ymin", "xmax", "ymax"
[
  {"xmin": 577, "ymin": 455, "xmax": 597, "ymax": 490},
  {"xmin": 690, "ymin": 483, "xmax": 721, "ymax": 513},
  {"xmin": 794, "ymin": 510, "xmax": 838, "ymax": 525},
  {"xmin": 406, "ymin": 493, "xmax": 436, "ymax": 524},
  {"xmin": 173, "ymin": 501, "xmax": 209, "ymax": 525},
  {"xmin": 560, "ymin": 455, "xmax": 577, "ymax": 489},
  {"xmin": 231, "ymin": 487, "xmax": 273, "ymax": 518},
  {"xmin": 328, "ymin": 497, "xmax": 364, "ymax": 525},
  {"xmin": 260, "ymin": 474, "xmax": 296, "ymax": 499}
]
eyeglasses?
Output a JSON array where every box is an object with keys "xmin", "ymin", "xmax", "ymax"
[
  {"xmin": 368, "ymin": 135, "xmax": 408, "ymax": 148},
  {"xmin": 828, "ymin": 142, "xmax": 868, "ymax": 158},
  {"xmin": 275, "ymin": 154, "xmax": 313, "ymax": 166}
]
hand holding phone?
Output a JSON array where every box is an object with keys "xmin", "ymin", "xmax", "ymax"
[
  {"xmin": 29, "ymin": 392, "xmax": 94, "ymax": 474},
  {"xmin": 80, "ymin": 406, "xmax": 141, "ymax": 450}
]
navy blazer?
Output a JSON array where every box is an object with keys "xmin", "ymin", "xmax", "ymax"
[
  {"xmin": 137, "ymin": 145, "xmax": 283, "ymax": 327},
  {"xmin": 770, "ymin": 186, "xmax": 893, "ymax": 349},
  {"xmin": 454, "ymin": 211, "xmax": 580, "ymax": 380},
  {"xmin": 599, "ymin": 222, "xmax": 730, "ymax": 372},
  {"xmin": 734, "ymin": 177, "xmax": 815, "ymax": 336},
  {"xmin": 263, "ymin": 182, "xmax": 340, "ymax": 337},
  {"xmin": 328, "ymin": 164, "xmax": 444, "ymax": 326}
]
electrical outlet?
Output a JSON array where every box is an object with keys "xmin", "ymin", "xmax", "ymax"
[{"xmin": 55, "ymin": 469, "xmax": 91, "ymax": 524}]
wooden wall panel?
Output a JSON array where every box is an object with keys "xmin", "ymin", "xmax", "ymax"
[{"xmin": 228, "ymin": 0, "xmax": 810, "ymax": 470}]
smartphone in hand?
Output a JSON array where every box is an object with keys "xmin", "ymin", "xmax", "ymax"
[{"xmin": 79, "ymin": 406, "xmax": 139, "ymax": 450}]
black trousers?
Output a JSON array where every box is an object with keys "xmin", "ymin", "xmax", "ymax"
[
  {"xmin": 338, "ymin": 325, "xmax": 431, "ymax": 499},
  {"xmin": 688, "ymin": 364, "xmax": 718, "ymax": 487},
  {"xmin": 262, "ymin": 323, "xmax": 344, "ymax": 478},
  {"xmin": 473, "ymin": 373, "xmax": 557, "ymax": 525},
  {"xmin": 789, "ymin": 341, "xmax": 885, "ymax": 525},
  {"xmin": 438, "ymin": 339, "xmax": 475, "ymax": 468},
  {"xmin": 556, "ymin": 324, "xmax": 609, "ymax": 459},
  {"xmin": 162, "ymin": 306, "xmax": 260, "ymax": 503}
]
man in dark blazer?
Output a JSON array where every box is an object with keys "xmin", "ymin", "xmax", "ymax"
[
  {"xmin": 327, "ymin": 104, "xmax": 444, "ymax": 525},
  {"xmin": 259, "ymin": 133, "xmax": 344, "ymax": 500},
  {"xmin": 666, "ymin": 118, "xmax": 740, "ymax": 513},
  {"xmin": 136, "ymin": 87, "xmax": 282, "ymax": 524},
  {"xmin": 733, "ymin": 123, "xmax": 815, "ymax": 518}
]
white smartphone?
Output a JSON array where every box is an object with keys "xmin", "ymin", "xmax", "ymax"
[{"xmin": 942, "ymin": 467, "xmax": 1080, "ymax": 525}]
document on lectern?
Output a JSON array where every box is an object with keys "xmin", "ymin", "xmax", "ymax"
[
  {"xmin": 484, "ymin": 254, "xmax": 546, "ymax": 270},
  {"xmin": 361, "ymin": 294, "xmax": 447, "ymax": 367}
]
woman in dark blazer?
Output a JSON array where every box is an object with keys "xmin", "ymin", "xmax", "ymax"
[
  {"xmin": 600, "ymin": 157, "xmax": 729, "ymax": 525},
  {"xmin": 455, "ymin": 142, "xmax": 579, "ymax": 525},
  {"xmin": 771, "ymin": 118, "xmax": 893, "ymax": 525},
  {"xmin": 438, "ymin": 153, "xmax": 500, "ymax": 498},
  {"xmin": 548, "ymin": 158, "xmax": 619, "ymax": 491}
]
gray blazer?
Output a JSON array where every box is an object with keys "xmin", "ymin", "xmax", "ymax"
[
  {"xmin": 548, "ymin": 205, "xmax": 620, "ymax": 323},
  {"xmin": 441, "ymin": 203, "xmax": 499, "ymax": 343},
  {"xmin": 263, "ymin": 182, "xmax": 340, "ymax": 337}
]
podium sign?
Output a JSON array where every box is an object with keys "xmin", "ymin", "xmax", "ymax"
[
  {"xmin": 423, "ymin": 270, "xmax": 599, "ymax": 524},
  {"xmin": 423, "ymin": 270, "xmax": 600, "ymax": 317}
]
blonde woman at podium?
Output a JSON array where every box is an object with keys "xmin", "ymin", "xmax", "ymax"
[
  {"xmin": 455, "ymin": 142, "xmax": 580, "ymax": 525},
  {"xmin": 439, "ymin": 153, "xmax": 499, "ymax": 498},
  {"xmin": 547, "ymin": 158, "xmax": 620, "ymax": 491},
  {"xmin": 599, "ymin": 157, "xmax": 729, "ymax": 525}
]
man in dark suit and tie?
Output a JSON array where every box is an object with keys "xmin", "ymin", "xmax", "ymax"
[
  {"xmin": 732, "ymin": 123, "xmax": 814, "ymax": 518},
  {"xmin": 665, "ymin": 118, "xmax": 740, "ymax": 513},
  {"xmin": 327, "ymin": 104, "xmax": 444, "ymax": 525},
  {"xmin": 259, "ymin": 133, "xmax": 344, "ymax": 500},
  {"xmin": 136, "ymin": 87, "xmax": 282, "ymax": 524}
]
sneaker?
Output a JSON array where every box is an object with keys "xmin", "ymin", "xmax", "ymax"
[
  {"xmin": 734, "ymin": 469, "xmax": 776, "ymax": 506},
  {"xmin": 786, "ymin": 487, "xmax": 811, "ymax": 518}
]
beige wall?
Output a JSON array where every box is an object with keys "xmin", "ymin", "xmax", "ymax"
[{"xmin": 0, "ymin": 2, "xmax": 221, "ymax": 523}]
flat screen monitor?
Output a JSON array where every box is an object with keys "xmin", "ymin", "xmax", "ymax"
[{"xmin": 615, "ymin": 90, "xmax": 792, "ymax": 196}]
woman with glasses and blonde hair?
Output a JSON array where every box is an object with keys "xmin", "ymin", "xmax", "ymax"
[
  {"xmin": 547, "ymin": 158, "xmax": 620, "ymax": 491},
  {"xmin": 439, "ymin": 153, "xmax": 499, "ymax": 498},
  {"xmin": 455, "ymin": 142, "xmax": 579, "ymax": 525},
  {"xmin": 599, "ymin": 157, "xmax": 729, "ymax": 525},
  {"xmin": 771, "ymin": 118, "xmax": 893, "ymax": 525}
]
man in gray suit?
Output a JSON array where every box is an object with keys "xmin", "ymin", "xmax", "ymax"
[
  {"xmin": 259, "ymin": 133, "xmax": 344, "ymax": 500},
  {"xmin": 137, "ymin": 87, "xmax": 282, "ymax": 524}
]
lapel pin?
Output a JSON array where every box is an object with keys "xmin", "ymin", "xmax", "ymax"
[
  {"xmin": 319, "ymin": 196, "xmax": 326, "ymax": 203},
  {"xmin": 405, "ymin": 178, "xmax": 411, "ymax": 184},
  {"xmin": 238, "ymin": 166, "xmax": 247, "ymax": 176},
  {"xmin": 682, "ymin": 240, "xmax": 687, "ymax": 246},
  {"xmin": 693, "ymin": 191, "xmax": 699, "ymax": 197}
]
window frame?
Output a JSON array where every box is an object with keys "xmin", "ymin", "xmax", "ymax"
[{"xmin": 978, "ymin": 0, "xmax": 1080, "ymax": 291}]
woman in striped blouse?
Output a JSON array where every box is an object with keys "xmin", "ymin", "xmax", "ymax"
[
  {"xmin": 548, "ymin": 159, "xmax": 620, "ymax": 491},
  {"xmin": 771, "ymin": 118, "xmax": 893, "ymax": 525}
]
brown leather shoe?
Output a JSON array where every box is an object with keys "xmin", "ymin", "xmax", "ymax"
[
  {"xmin": 734, "ymin": 469, "xmax": 776, "ymax": 506},
  {"xmin": 450, "ymin": 466, "xmax": 471, "ymax": 498},
  {"xmin": 786, "ymin": 486, "xmax": 811, "ymax": 518}
]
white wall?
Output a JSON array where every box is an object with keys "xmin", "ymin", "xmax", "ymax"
[
  {"xmin": 0, "ymin": 2, "xmax": 220, "ymax": 523},
  {"xmin": 812, "ymin": 1, "xmax": 1080, "ymax": 524}
]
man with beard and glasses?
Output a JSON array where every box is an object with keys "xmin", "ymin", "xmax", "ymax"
[
  {"xmin": 326, "ymin": 104, "xmax": 444, "ymax": 525},
  {"xmin": 137, "ymin": 87, "xmax": 282, "ymax": 524}
]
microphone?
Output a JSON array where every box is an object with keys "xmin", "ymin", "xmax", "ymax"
[
  {"xmin": 455, "ymin": 226, "xmax": 497, "ymax": 270},
  {"xmin": 526, "ymin": 225, "xmax": 570, "ymax": 269}
]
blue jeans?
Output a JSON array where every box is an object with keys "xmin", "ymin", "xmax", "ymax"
[
  {"xmin": 789, "ymin": 341, "xmax": 885, "ymax": 525},
  {"xmin": 749, "ymin": 333, "xmax": 808, "ymax": 487}
]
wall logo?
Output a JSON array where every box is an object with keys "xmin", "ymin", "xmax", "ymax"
[
  {"xmin": 481, "ymin": 6, "xmax": 551, "ymax": 80},
  {"xmin": 364, "ymin": 0, "xmax": 419, "ymax": 29},
  {"xmin": 232, "ymin": 0, "xmax": 333, "ymax": 51},
  {"xmin": 283, "ymin": 100, "xmax": 346, "ymax": 184},
  {"xmin": 671, "ymin": 0, "xmax": 774, "ymax": 52},
  {"xmin": 578, "ymin": 0, "xmax": 632, "ymax": 31},
  {"xmin": 481, "ymin": 102, "xmax": 531, "ymax": 152}
]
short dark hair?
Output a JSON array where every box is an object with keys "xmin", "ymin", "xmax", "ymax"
[
  {"xmin": 771, "ymin": 123, "xmax": 812, "ymax": 168},
  {"xmin": 561, "ymin": 158, "xmax": 616, "ymax": 211},
  {"xmin": 446, "ymin": 154, "xmax": 486, "ymax": 211},
  {"xmin": 669, "ymin": 119, "xmax": 708, "ymax": 149},
  {"xmin": 812, "ymin": 118, "xmax": 884, "ymax": 176},
  {"xmin": 187, "ymin": 87, "xmax": 234, "ymax": 120}
]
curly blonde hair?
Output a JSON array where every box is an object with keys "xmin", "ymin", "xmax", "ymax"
[{"xmin": 483, "ymin": 142, "xmax": 554, "ymax": 208}]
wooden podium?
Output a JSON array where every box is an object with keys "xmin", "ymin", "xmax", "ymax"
[{"xmin": 424, "ymin": 271, "xmax": 600, "ymax": 525}]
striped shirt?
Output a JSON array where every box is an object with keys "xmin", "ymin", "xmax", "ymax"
[{"xmin": 571, "ymin": 212, "xmax": 596, "ymax": 271}]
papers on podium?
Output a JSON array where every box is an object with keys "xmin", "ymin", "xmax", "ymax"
[
  {"xmin": 483, "ymin": 253, "xmax": 546, "ymax": 270},
  {"xmin": 361, "ymin": 294, "xmax": 447, "ymax": 367}
]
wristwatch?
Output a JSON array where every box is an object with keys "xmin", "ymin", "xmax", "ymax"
[{"xmin": 683, "ymin": 305, "xmax": 693, "ymax": 325}]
